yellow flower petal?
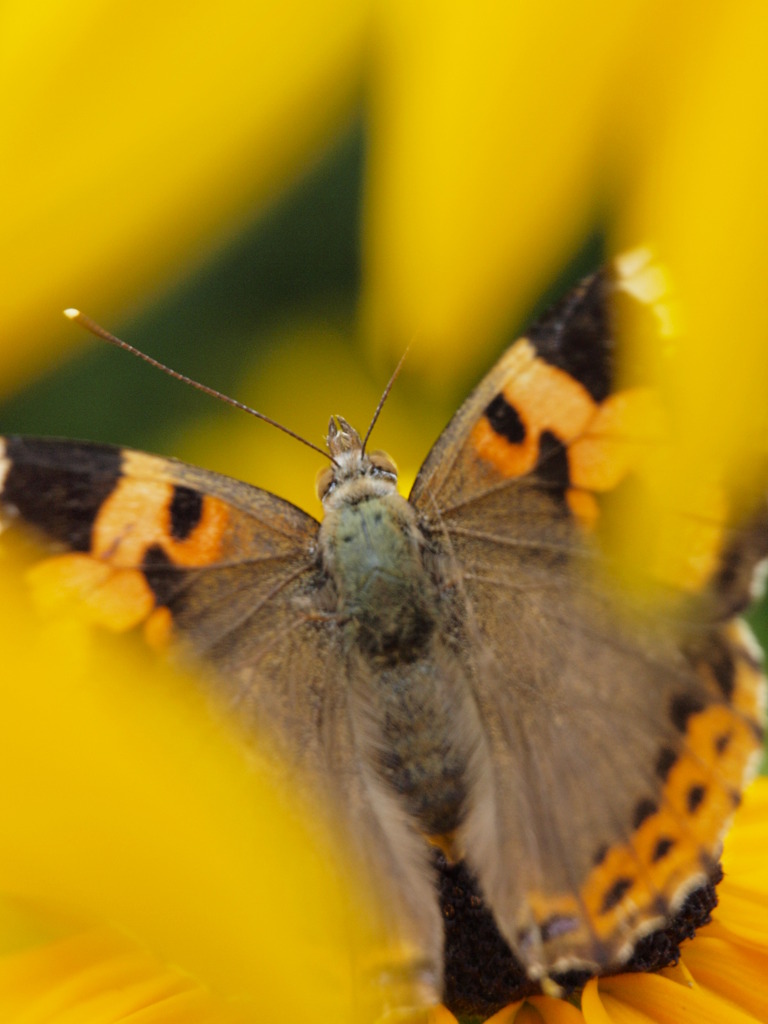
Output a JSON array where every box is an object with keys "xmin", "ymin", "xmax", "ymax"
[
  {"xmin": 1, "ymin": 0, "xmax": 367, "ymax": 393},
  {"xmin": 706, "ymin": 887, "xmax": 768, "ymax": 949},
  {"xmin": 484, "ymin": 1000, "xmax": 525, "ymax": 1024},
  {"xmin": 620, "ymin": 5, "xmax": 768, "ymax": 565},
  {"xmin": 699, "ymin": 777, "xmax": 768, "ymax": 956},
  {"xmin": 364, "ymin": 1, "xmax": 650, "ymax": 384},
  {"xmin": 657, "ymin": 960, "xmax": 695, "ymax": 989},
  {"xmin": 0, "ymin": 896, "xmax": 79, "ymax": 958},
  {"xmin": 682, "ymin": 936, "xmax": 768, "ymax": 1022},
  {"xmin": 487, "ymin": 995, "xmax": 586, "ymax": 1024},
  {"xmin": 586, "ymin": 971, "xmax": 761, "ymax": 1024},
  {"xmin": 719, "ymin": 777, "xmax": 768, "ymax": 885},
  {"xmin": 0, "ymin": 928, "xmax": 252, "ymax": 1024},
  {"xmin": 0, "ymin": 542, "xmax": 394, "ymax": 1020},
  {"xmin": 428, "ymin": 1007, "xmax": 460, "ymax": 1024}
]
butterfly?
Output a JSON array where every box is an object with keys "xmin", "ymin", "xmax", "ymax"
[{"xmin": 1, "ymin": 252, "xmax": 765, "ymax": 1013}]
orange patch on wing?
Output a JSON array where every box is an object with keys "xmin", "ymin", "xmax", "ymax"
[
  {"xmin": 471, "ymin": 416, "xmax": 538, "ymax": 478},
  {"xmin": 579, "ymin": 691, "xmax": 762, "ymax": 946},
  {"xmin": 471, "ymin": 340, "xmax": 596, "ymax": 480},
  {"xmin": 26, "ymin": 553, "xmax": 154, "ymax": 632},
  {"xmin": 579, "ymin": 801, "xmax": 695, "ymax": 945},
  {"xmin": 92, "ymin": 477, "xmax": 229, "ymax": 568},
  {"xmin": 566, "ymin": 489, "xmax": 599, "ymax": 530},
  {"xmin": 502, "ymin": 347, "xmax": 596, "ymax": 441}
]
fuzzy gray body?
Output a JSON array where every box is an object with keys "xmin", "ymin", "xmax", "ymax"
[{"xmin": 320, "ymin": 474, "xmax": 477, "ymax": 840}]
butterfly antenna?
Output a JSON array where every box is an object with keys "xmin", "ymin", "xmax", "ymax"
[
  {"xmin": 361, "ymin": 346, "xmax": 410, "ymax": 454},
  {"xmin": 63, "ymin": 309, "xmax": 335, "ymax": 463}
]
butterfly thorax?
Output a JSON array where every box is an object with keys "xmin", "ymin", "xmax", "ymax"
[
  {"xmin": 318, "ymin": 416, "xmax": 439, "ymax": 664},
  {"xmin": 317, "ymin": 416, "xmax": 477, "ymax": 838}
]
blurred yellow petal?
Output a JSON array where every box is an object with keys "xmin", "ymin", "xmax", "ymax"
[
  {"xmin": 0, "ymin": 541, "xmax": 391, "ymax": 1021},
  {"xmin": 0, "ymin": 896, "xmax": 79, "ymax": 958},
  {"xmin": 718, "ymin": 777, "xmax": 768, "ymax": 890},
  {"xmin": 700, "ymin": 778, "xmax": 768, "ymax": 953},
  {"xmin": 0, "ymin": 927, "xmax": 253, "ymax": 1024},
  {"xmin": 618, "ymin": 6, "xmax": 768, "ymax": 566},
  {"xmin": 1, "ymin": 0, "xmax": 367, "ymax": 392},
  {"xmin": 363, "ymin": 0, "xmax": 647, "ymax": 384}
]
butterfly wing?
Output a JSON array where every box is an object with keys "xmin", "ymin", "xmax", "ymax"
[
  {"xmin": 410, "ymin": 265, "xmax": 767, "ymax": 977},
  {"xmin": 0, "ymin": 435, "xmax": 446, "ymax": 997}
]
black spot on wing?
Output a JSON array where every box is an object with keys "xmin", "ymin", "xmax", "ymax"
[
  {"xmin": 714, "ymin": 732, "xmax": 732, "ymax": 755},
  {"xmin": 592, "ymin": 843, "xmax": 609, "ymax": 867},
  {"xmin": 600, "ymin": 876, "xmax": 633, "ymax": 914},
  {"xmin": 142, "ymin": 543, "xmax": 190, "ymax": 609},
  {"xmin": 526, "ymin": 271, "xmax": 613, "ymax": 402},
  {"xmin": 484, "ymin": 393, "xmax": 525, "ymax": 444},
  {"xmin": 632, "ymin": 798, "xmax": 658, "ymax": 830},
  {"xmin": 670, "ymin": 693, "xmax": 706, "ymax": 732},
  {"xmin": 169, "ymin": 485, "xmax": 203, "ymax": 541},
  {"xmin": 709, "ymin": 513, "xmax": 768, "ymax": 618},
  {"xmin": 655, "ymin": 746, "xmax": 677, "ymax": 781},
  {"xmin": 2, "ymin": 437, "xmax": 122, "ymax": 552},
  {"xmin": 535, "ymin": 431, "xmax": 571, "ymax": 494},
  {"xmin": 707, "ymin": 636, "xmax": 736, "ymax": 699},
  {"xmin": 687, "ymin": 632, "xmax": 738, "ymax": 700},
  {"xmin": 686, "ymin": 784, "xmax": 706, "ymax": 814},
  {"xmin": 652, "ymin": 837, "xmax": 675, "ymax": 863}
]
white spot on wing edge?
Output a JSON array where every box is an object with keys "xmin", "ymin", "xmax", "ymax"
[
  {"xmin": 0, "ymin": 438, "xmax": 8, "ymax": 492},
  {"xmin": 750, "ymin": 555, "xmax": 768, "ymax": 602},
  {"xmin": 734, "ymin": 617, "xmax": 766, "ymax": 669},
  {"xmin": 0, "ymin": 437, "xmax": 10, "ymax": 535},
  {"xmin": 731, "ymin": 618, "xmax": 767, "ymax": 791},
  {"xmin": 613, "ymin": 246, "xmax": 678, "ymax": 339}
]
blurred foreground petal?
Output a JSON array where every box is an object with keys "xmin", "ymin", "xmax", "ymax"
[
  {"xmin": 0, "ymin": 927, "xmax": 253, "ymax": 1024},
  {"xmin": 0, "ymin": 539, "xmax": 388, "ymax": 1021},
  {"xmin": 1, "ymin": 0, "xmax": 367, "ymax": 391},
  {"xmin": 363, "ymin": 0, "xmax": 644, "ymax": 384},
  {"xmin": 618, "ymin": 6, "xmax": 768, "ymax": 571}
]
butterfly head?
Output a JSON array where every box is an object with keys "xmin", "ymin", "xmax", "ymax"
[{"xmin": 316, "ymin": 415, "xmax": 399, "ymax": 508}]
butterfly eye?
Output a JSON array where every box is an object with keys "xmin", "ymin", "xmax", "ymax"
[
  {"xmin": 315, "ymin": 465, "xmax": 336, "ymax": 501},
  {"xmin": 368, "ymin": 451, "xmax": 398, "ymax": 481}
]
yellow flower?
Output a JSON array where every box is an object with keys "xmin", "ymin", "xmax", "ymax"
[{"xmin": 0, "ymin": 542, "xmax": 404, "ymax": 1023}]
